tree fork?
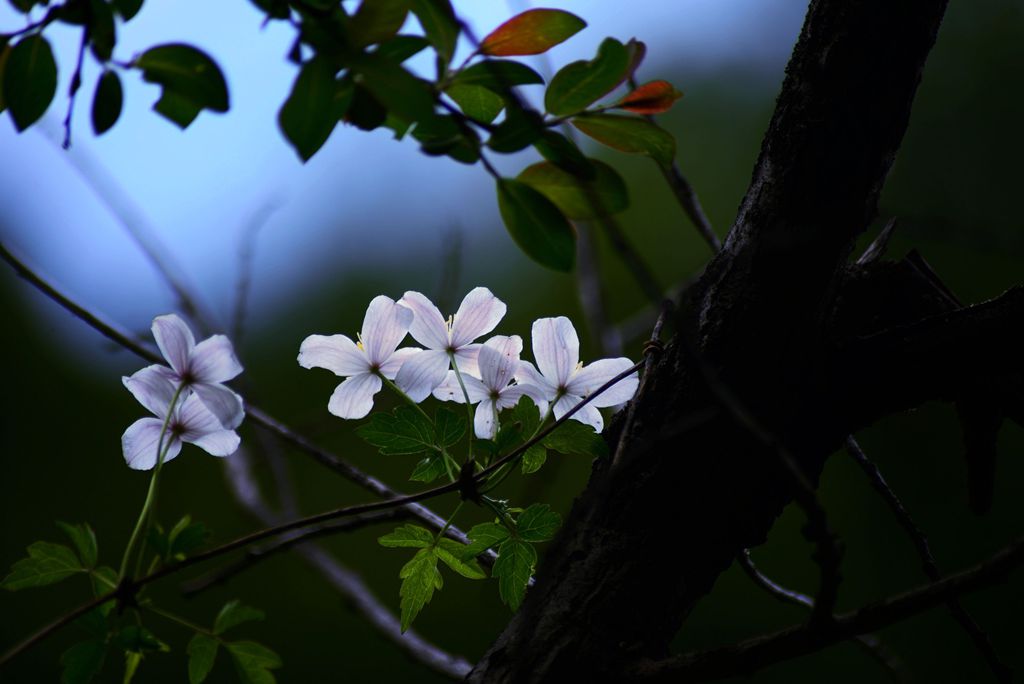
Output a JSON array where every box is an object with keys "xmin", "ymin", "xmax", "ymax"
[{"xmin": 469, "ymin": 0, "xmax": 950, "ymax": 681}]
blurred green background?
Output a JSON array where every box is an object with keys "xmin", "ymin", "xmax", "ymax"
[{"xmin": 2, "ymin": 1, "xmax": 1023, "ymax": 682}]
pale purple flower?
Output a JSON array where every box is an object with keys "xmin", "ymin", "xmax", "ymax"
[
  {"xmin": 433, "ymin": 335, "xmax": 548, "ymax": 439},
  {"xmin": 394, "ymin": 287, "xmax": 507, "ymax": 402},
  {"xmin": 298, "ymin": 295, "xmax": 420, "ymax": 419},
  {"xmin": 122, "ymin": 366, "xmax": 241, "ymax": 470},
  {"xmin": 516, "ymin": 316, "xmax": 639, "ymax": 432},
  {"xmin": 147, "ymin": 314, "xmax": 244, "ymax": 429}
]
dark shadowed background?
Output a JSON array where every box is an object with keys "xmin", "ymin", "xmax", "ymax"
[{"xmin": 2, "ymin": 1, "xmax": 1022, "ymax": 681}]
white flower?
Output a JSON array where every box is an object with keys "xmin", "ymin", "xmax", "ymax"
[
  {"xmin": 394, "ymin": 287, "xmax": 507, "ymax": 402},
  {"xmin": 298, "ymin": 295, "xmax": 420, "ymax": 419},
  {"xmin": 433, "ymin": 335, "xmax": 548, "ymax": 439},
  {"xmin": 122, "ymin": 366, "xmax": 241, "ymax": 470},
  {"xmin": 516, "ymin": 316, "xmax": 639, "ymax": 432},
  {"xmin": 148, "ymin": 314, "xmax": 245, "ymax": 429}
]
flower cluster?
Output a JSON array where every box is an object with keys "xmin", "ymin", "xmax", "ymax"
[
  {"xmin": 121, "ymin": 314, "xmax": 245, "ymax": 470},
  {"xmin": 298, "ymin": 288, "xmax": 639, "ymax": 438}
]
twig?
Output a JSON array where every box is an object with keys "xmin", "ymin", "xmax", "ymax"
[
  {"xmin": 182, "ymin": 509, "xmax": 410, "ymax": 596},
  {"xmin": 738, "ymin": 551, "xmax": 907, "ymax": 682},
  {"xmin": 631, "ymin": 536, "xmax": 1024, "ymax": 682},
  {"xmin": 231, "ymin": 202, "xmax": 281, "ymax": 345},
  {"xmin": 61, "ymin": 28, "xmax": 88, "ymax": 150},
  {"xmin": 845, "ymin": 436, "xmax": 1012, "ymax": 682},
  {"xmin": 656, "ymin": 161, "xmax": 720, "ymax": 252}
]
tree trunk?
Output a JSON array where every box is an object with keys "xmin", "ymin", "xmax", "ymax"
[{"xmin": 468, "ymin": 1, "xmax": 951, "ymax": 681}]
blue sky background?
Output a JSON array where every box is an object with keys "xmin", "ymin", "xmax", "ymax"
[{"xmin": 0, "ymin": 1, "xmax": 806, "ymax": 361}]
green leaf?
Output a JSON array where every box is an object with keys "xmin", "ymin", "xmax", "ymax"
[
  {"xmin": 571, "ymin": 113, "xmax": 676, "ymax": 166},
  {"xmin": 168, "ymin": 518, "xmax": 210, "ymax": 559},
  {"xmin": 7, "ymin": 0, "xmax": 37, "ymax": 13},
  {"xmin": 351, "ymin": 53, "xmax": 435, "ymax": 124},
  {"xmin": 480, "ymin": 9, "xmax": 585, "ymax": 57},
  {"xmin": 89, "ymin": 565, "xmax": 118, "ymax": 594},
  {"xmin": 247, "ymin": 0, "xmax": 287, "ymax": 20},
  {"xmin": 0, "ymin": 41, "xmax": 11, "ymax": 113},
  {"xmin": 135, "ymin": 43, "xmax": 229, "ymax": 128},
  {"xmin": 226, "ymin": 641, "xmax": 281, "ymax": 684},
  {"xmin": 508, "ymin": 395, "xmax": 542, "ymax": 438},
  {"xmin": 445, "ymin": 83, "xmax": 504, "ymax": 124},
  {"xmin": 114, "ymin": 626, "xmax": 169, "ymax": 653},
  {"xmin": 3, "ymin": 35, "xmax": 57, "ymax": 131},
  {"xmin": 545, "ymin": 38, "xmax": 628, "ymax": 117},
  {"xmin": 487, "ymin": 105, "xmax": 543, "ymax": 153},
  {"xmin": 57, "ymin": 522, "xmax": 98, "ymax": 569},
  {"xmin": 2, "ymin": 541, "xmax": 83, "ymax": 590},
  {"xmin": 349, "ymin": 0, "xmax": 409, "ymax": 47},
  {"xmin": 410, "ymin": 0, "xmax": 459, "ymax": 64},
  {"xmin": 461, "ymin": 522, "xmax": 509, "ymax": 559},
  {"xmin": 516, "ymin": 504, "xmax": 561, "ymax": 542},
  {"xmin": 113, "ymin": 0, "xmax": 143, "ymax": 20},
  {"xmin": 493, "ymin": 539, "xmax": 536, "ymax": 611},
  {"xmin": 60, "ymin": 640, "xmax": 107, "ymax": 684},
  {"xmin": 517, "ymin": 159, "xmax": 628, "ymax": 219},
  {"xmin": 374, "ymin": 35, "xmax": 430, "ymax": 64},
  {"xmin": 410, "ymin": 453, "xmax": 449, "ymax": 482},
  {"xmin": 278, "ymin": 57, "xmax": 339, "ymax": 162},
  {"xmin": 123, "ymin": 651, "xmax": 143, "ymax": 684},
  {"xmin": 88, "ymin": 0, "xmax": 117, "ymax": 61},
  {"xmin": 214, "ymin": 600, "xmax": 265, "ymax": 635},
  {"xmin": 533, "ymin": 131, "xmax": 594, "ymax": 179},
  {"xmin": 521, "ymin": 444, "xmax": 547, "ymax": 475},
  {"xmin": 452, "ymin": 59, "xmax": 544, "ymax": 92},
  {"xmin": 435, "ymin": 539, "xmax": 486, "ymax": 579},
  {"xmin": 434, "ymin": 406, "xmax": 466, "ymax": 447},
  {"xmin": 542, "ymin": 420, "xmax": 609, "ymax": 458},
  {"xmin": 344, "ymin": 83, "xmax": 387, "ymax": 131},
  {"xmin": 398, "ymin": 548, "xmax": 442, "ymax": 632},
  {"xmin": 356, "ymin": 405, "xmax": 437, "ymax": 456},
  {"xmin": 75, "ymin": 605, "xmax": 113, "ymax": 638},
  {"xmin": 187, "ymin": 633, "xmax": 219, "ymax": 684},
  {"xmin": 379, "ymin": 524, "xmax": 435, "ymax": 549},
  {"xmin": 496, "ymin": 178, "xmax": 576, "ymax": 272},
  {"xmin": 411, "ymin": 113, "xmax": 479, "ymax": 163},
  {"xmin": 91, "ymin": 70, "xmax": 123, "ymax": 135}
]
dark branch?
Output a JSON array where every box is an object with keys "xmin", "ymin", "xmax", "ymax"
[{"xmin": 632, "ymin": 537, "xmax": 1024, "ymax": 682}]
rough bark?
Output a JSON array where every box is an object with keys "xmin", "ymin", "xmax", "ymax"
[{"xmin": 468, "ymin": 1, "xmax": 954, "ymax": 681}]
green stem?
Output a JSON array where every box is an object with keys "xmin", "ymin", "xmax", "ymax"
[
  {"xmin": 448, "ymin": 351, "xmax": 476, "ymax": 463},
  {"xmin": 481, "ymin": 404, "xmax": 553, "ymax": 494},
  {"xmin": 437, "ymin": 501, "xmax": 464, "ymax": 539},
  {"xmin": 481, "ymin": 496, "xmax": 516, "ymax": 535},
  {"xmin": 117, "ymin": 382, "xmax": 185, "ymax": 582},
  {"xmin": 143, "ymin": 603, "xmax": 215, "ymax": 637},
  {"xmin": 380, "ymin": 374, "xmax": 431, "ymax": 421}
]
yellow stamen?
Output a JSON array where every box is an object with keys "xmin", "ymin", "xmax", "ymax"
[{"xmin": 356, "ymin": 332, "xmax": 365, "ymax": 352}]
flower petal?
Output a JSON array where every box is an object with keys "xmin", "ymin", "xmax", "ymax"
[
  {"xmin": 122, "ymin": 417, "xmax": 182, "ymax": 470},
  {"xmin": 497, "ymin": 384, "xmax": 549, "ymax": 415},
  {"xmin": 553, "ymin": 394, "xmax": 603, "ymax": 431},
  {"xmin": 566, "ymin": 358, "xmax": 639, "ymax": 407},
  {"xmin": 328, "ymin": 373, "xmax": 382, "ymax": 419},
  {"xmin": 123, "ymin": 365, "xmax": 178, "ymax": 417},
  {"xmin": 298, "ymin": 334, "xmax": 368, "ymax": 376},
  {"xmin": 152, "ymin": 314, "xmax": 196, "ymax": 376},
  {"xmin": 514, "ymin": 361, "xmax": 558, "ymax": 400},
  {"xmin": 186, "ymin": 429, "xmax": 241, "ymax": 457},
  {"xmin": 362, "ymin": 295, "xmax": 414, "ymax": 367},
  {"xmin": 452, "ymin": 344, "xmax": 482, "ymax": 378},
  {"xmin": 532, "ymin": 316, "xmax": 579, "ymax": 388},
  {"xmin": 190, "ymin": 335, "xmax": 243, "ymax": 383},
  {"xmin": 450, "ymin": 287, "xmax": 507, "ymax": 349},
  {"xmin": 399, "ymin": 291, "xmax": 449, "ymax": 350},
  {"xmin": 378, "ymin": 346, "xmax": 421, "ymax": 380},
  {"xmin": 432, "ymin": 371, "xmax": 488, "ymax": 404},
  {"xmin": 177, "ymin": 393, "xmax": 225, "ymax": 436},
  {"xmin": 478, "ymin": 335, "xmax": 522, "ymax": 391},
  {"xmin": 474, "ymin": 398, "xmax": 498, "ymax": 439},
  {"xmin": 395, "ymin": 349, "xmax": 450, "ymax": 402},
  {"xmin": 193, "ymin": 382, "xmax": 245, "ymax": 429}
]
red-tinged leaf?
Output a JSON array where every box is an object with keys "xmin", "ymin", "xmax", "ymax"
[
  {"xmin": 615, "ymin": 80, "xmax": 683, "ymax": 115},
  {"xmin": 479, "ymin": 9, "xmax": 585, "ymax": 57}
]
